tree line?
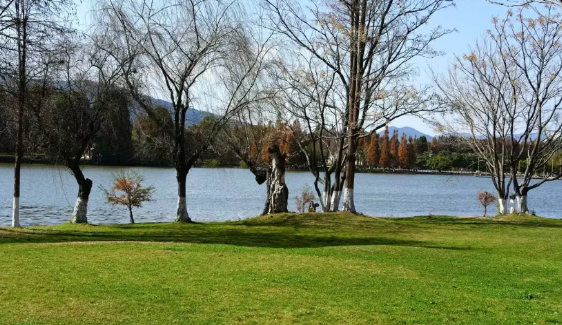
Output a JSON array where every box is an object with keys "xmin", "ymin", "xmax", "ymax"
[{"xmin": 1, "ymin": 0, "xmax": 561, "ymax": 227}]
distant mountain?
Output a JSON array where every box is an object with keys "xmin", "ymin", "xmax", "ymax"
[
  {"xmin": 439, "ymin": 131, "xmax": 475, "ymax": 138},
  {"xmin": 152, "ymin": 99, "xmax": 215, "ymax": 126},
  {"xmin": 378, "ymin": 126, "xmax": 433, "ymax": 141},
  {"xmin": 47, "ymin": 80, "xmax": 214, "ymax": 127}
]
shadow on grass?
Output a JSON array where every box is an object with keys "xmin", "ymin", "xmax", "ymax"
[{"xmin": 0, "ymin": 223, "xmax": 469, "ymax": 250}]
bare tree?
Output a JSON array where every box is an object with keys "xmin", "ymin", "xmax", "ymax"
[
  {"xmin": 218, "ymin": 107, "xmax": 276, "ymax": 214},
  {"xmin": 98, "ymin": 0, "xmax": 272, "ymax": 222},
  {"xmin": 434, "ymin": 37, "xmax": 516, "ymax": 214},
  {"xmin": 265, "ymin": 144, "xmax": 288, "ymax": 213},
  {"xmin": 272, "ymin": 54, "xmax": 348, "ymax": 212},
  {"xmin": 489, "ymin": 0, "xmax": 562, "ymax": 11},
  {"xmin": 0, "ymin": 0, "xmax": 74, "ymax": 227},
  {"xmin": 489, "ymin": 8, "xmax": 562, "ymax": 213},
  {"xmin": 488, "ymin": 0, "xmax": 562, "ymax": 29},
  {"xmin": 264, "ymin": 0, "xmax": 453, "ymax": 213},
  {"xmin": 32, "ymin": 40, "xmax": 125, "ymax": 223}
]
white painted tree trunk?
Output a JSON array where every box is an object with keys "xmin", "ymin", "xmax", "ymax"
[
  {"xmin": 70, "ymin": 197, "xmax": 88, "ymax": 224},
  {"xmin": 497, "ymin": 198, "xmax": 507, "ymax": 215},
  {"xmin": 12, "ymin": 197, "xmax": 20, "ymax": 227},
  {"xmin": 342, "ymin": 188, "xmax": 355, "ymax": 212},
  {"xmin": 517, "ymin": 195, "xmax": 528, "ymax": 214},
  {"xmin": 330, "ymin": 191, "xmax": 341, "ymax": 212},
  {"xmin": 176, "ymin": 196, "xmax": 190, "ymax": 222},
  {"xmin": 319, "ymin": 191, "xmax": 328, "ymax": 212}
]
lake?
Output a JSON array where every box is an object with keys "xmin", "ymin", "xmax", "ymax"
[{"xmin": 0, "ymin": 164, "xmax": 560, "ymax": 226}]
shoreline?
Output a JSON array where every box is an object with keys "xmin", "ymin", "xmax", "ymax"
[{"xmin": 0, "ymin": 160, "xmax": 480, "ymax": 176}]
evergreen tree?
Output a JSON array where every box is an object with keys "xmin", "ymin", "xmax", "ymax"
[
  {"xmin": 398, "ymin": 133, "xmax": 409, "ymax": 168},
  {"xmin": 379, "ymin": 127, "xmax": 390, "ymax": 168},
  {"xmin": 415, "ymin": 135, "xmax": 429, "ymax": 154},
  {"xmin": 408, "ymin": 136, "xmax": 416, "ymax": 169}
]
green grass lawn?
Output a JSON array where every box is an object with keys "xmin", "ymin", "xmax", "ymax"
[{"xmin": 1, "ymin": 213, "xmax": 561, "ymax": 324}]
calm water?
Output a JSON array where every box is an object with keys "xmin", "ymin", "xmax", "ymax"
[{"xmin": 0, "ymin": 164, "xmax": 561, "ymax": 226}]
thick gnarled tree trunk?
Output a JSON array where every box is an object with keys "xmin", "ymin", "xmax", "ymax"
[{"xmin": 265, "ymin": 145, "xmax": 288, "ymax": 214}]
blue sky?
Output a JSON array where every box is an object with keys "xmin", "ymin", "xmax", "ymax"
[
  {"xmin": 393, "ymin": 0, "xmax": 511, "ymax": 135},
  {"xmin": 75, "ymin": 0, "xmax": 514, "ymax": 136}
]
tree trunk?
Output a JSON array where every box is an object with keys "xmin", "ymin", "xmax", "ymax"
[
  {"xmin": 312, "ymin": 172, "xmax": 328, "ymax": 212},
  {"xmin": 329, "ymin": 171, "xmax": 341, "ymax": 212},
  {"xmin": 12, "ymin": 136, "xmax": 23, "ymax": 228},
  {"xmin": 497, "ymin": 198, "xmax": 507, "ymax": 215},
  {"xmin": 175, "ymin": 169, "xmax": 191, "ymax": 222},
  {"xmin": 266, "ymin": 145, "xmax": 288, "ymax": 214},
  {"xmin": 343, "ymin": 2, "xmax": 362, "ymax": 214},
  {"xmin": 128, "ymin": 206, "xmax": 135, "ymax": 224},
  {"xmin": 12, "ymin": 196, "xmax": 20, "ymax": 227},
  {"xmin": 12, "ymin": 112, "xmax": 23, "ymax": 227},
  {"xmin": 330, "ymin": 188, "xmax": 342, "ymax": 212},
  {"xmin": 321, "ymin": 189, "xmax": 330, "ymax": 212},
  {"xmin": 68, "ymin": 162, "xmax": 93, "ymax": 224},
  {"xmin": 261, "ymin": 169, "xmax": 271, "ymax": 215},
  {"xmin": 317, "ymin": 170, "xmax": 333, "ymax": 212},
  {"xmin": 343, "ymin": 134, "xmax": 357, "ymax": 213},
  {"xmin": 329, "ymin": 170, "xmax": 346, "ymax": 212},
  {"xmin": 517, "ymin": 195, "xmax": 529, "ymax": 214},
  {"xmin": 343, "ymin": 187, "xmax": 355, "ymax": 212},
  {"xmin": 12, "ymin": 0, "xmax": 27, "ymax": 228},
  {"xmin": 70, "ymin": 179, "xmax": 92, "ymax": 224},
  {"xmin": 246, "ymin": 165, "xmax": 270, "ymax": 215}
]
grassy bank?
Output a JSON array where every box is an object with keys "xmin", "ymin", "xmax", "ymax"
[{"xmin": 1, "ymin": 213, "xmax": 561, "ymax": 324}]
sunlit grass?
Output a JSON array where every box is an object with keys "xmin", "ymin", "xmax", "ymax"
[{"xmin": 1, "ymin": 213, "xmax": 561, "ymax": 324}]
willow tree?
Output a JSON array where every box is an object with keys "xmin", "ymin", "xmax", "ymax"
[
  {"xmin": 0, "ymin": 0, "xmax": 74, "ymax": 227},
  {"xmin": 32, "ymin": 40, "xmax": 125, "ymax": 224},
  {"xmin": 264, "ymin": 0, "xmax": 452, "ymax": 213},
  {"xmin": 98, "ymin": 0, "xmax": 271, "ymax": 222},
  {"xmin": 218, "ymin": 105, "xmax": 294, "ymax": 215}
]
